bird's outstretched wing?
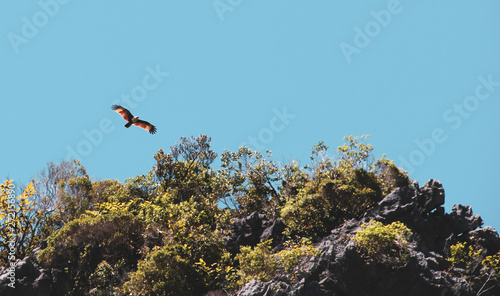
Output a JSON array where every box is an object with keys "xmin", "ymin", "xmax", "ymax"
[
  {"xmin": 111, "ymin": 105, "xmax": 133, "ymax": 122},
  {"xmin": 133, "ymin": 120, "xmax": 157, "ymax": 134}
]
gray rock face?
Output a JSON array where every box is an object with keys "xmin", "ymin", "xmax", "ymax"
[
  {"xmin": 0, "ymin": 246, "xmax": 70, "ymax": 296},
  {"xmin": 225, "ymin": 212, "xmax": 286, "ymax": 254},
  {"xmin": 236, "ymin": 179, "xmax": 497, "ymax": 296}
]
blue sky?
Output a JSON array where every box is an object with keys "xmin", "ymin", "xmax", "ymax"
[{"xmin": 2, "ymin": 1, "xmax": 499, "ymax": 230}]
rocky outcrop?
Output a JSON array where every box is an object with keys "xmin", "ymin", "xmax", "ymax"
[
  {"xmin": 2, "ymin": 179, "xmax": 499, "ymax": 295},
  {"xmin": 225, "ymin": 212, "xmax": 286, "ymax": 254},
  {"xmin": 0, "ymin": 248, "xmax": 70, "ymax": 296},
  {"xmin": 235, "ymin": 180, "xmax": 500, "ymax": 296}
]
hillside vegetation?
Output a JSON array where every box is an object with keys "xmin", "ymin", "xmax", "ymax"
[{"xmin": 1, "ymin": 135, "xmax": 499, "ymax": 295}]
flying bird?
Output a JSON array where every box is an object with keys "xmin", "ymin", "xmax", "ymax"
[{"xmin": 111, "ymin": 105, "xmax": 157, "ymax": 134}]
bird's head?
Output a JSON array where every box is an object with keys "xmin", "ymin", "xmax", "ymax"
[{"xmin": 132, "ymin": 116, "xmax": 139, "ymax": 122}]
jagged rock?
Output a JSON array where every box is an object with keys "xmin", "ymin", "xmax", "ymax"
[
  {"xmin": 236, "ymin": 280, "xmax": 289, "ymax": 296},
  {"xmin": 417, "ymin": 179, "xmax": 445, "ymax": 215},
  {"xmin": 260, "ymin": 219, "xmax": 286, "ymax": 244},
  {"xmin": 0, "ymin": 257, "xmax": 39, "ymax": 296},
  {"xmin": 365, "ymin": 179, "xmax": 444, "ymax": 224},
  {"xmin": 364, "ymin": 185, "xmax": 417, "ymax": 223},
  {"xmin": 469, "ymin": 226, "xmax": 500, "ymax": 254},
  {"xmin": 289, "ymin": 279, "xmax": 332, "ymax": 296},
  {"xmin": 0, "ymin": 255, "xmax": 69, "ymax": 296},
  {"xmin": 226, "ymin": 212, "xmax": 285, "ymax": 254},
  {"xmin": 2, "ymin": 179, "xmax": 499, "ymax": 296},
  {"xmin": 236, "ymin": 180, "xmax": 494, "ymax": 296},
  {"xmin": 236, "ymin": 280, "xmax": 266, "ymax": 296},
  {"xmin": 446, "ymin": 204, "xmax": 483, "ymax": 234}
]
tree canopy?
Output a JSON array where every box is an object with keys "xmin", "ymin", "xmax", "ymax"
[{"xmin": 2, "ymin": 134, "xmax": 416, "ymax": 295}]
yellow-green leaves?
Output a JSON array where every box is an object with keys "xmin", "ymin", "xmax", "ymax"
[
  {"xmin": 354, "ymin": 220, "xmax": 412, "ymax": 266},
  {"xmin": 446, "ymin": 242, "xmax": 482, "ymax": 268},
  {"xmin": 482, "ymin": 252, "xmax": 500, "ymax": 275},
  {"xmin": 337, "ymin": 135, "xmax": 375, "ymax": 171},
  {"xmin": 235, "ymin": 239, "xmax": 321, "ymax": 286}
]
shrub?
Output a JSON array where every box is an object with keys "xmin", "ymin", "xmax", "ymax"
[
  {"xmin": 375, "ymin": 156, "xmax": 411, "ymax": 196},
  {"xmin": 275, "ymin": 239, "xmax": 322, "ymax": 277},
  {"xmin": 354, "ymin": 220, "xmax": 412, "ymax": 266},
  {"xmin": 236, "ymin": 240, "xmax": 277, "ymax": 285},
  {"xmin": 482, "ymin": 252, "xmax": 500, "ymax": 275},
  {"xmin": 281, "ymin": 136, "xmax": 410, "ymax": 241},
  {"xmin": 88, "ymin": 260, "xmax": 123, "ymax": 296},
  {"xmin": 235, "ymin": 239, "xmax": 321, "ymax": 286},
  {"xmin": 153, "ymin": 135, "xmax": 217, "ymax": 203},
  {"xmin": 37, "ymin": 210, "xmax": 144, "ymax": 295},
  {"xmin": 281, "ymin": 167, "xmax": 383, "ymax": 240},
  {"xmin": 444, "ymin": 242, "xmax": 500, "ymax": 294},
  {"xmin": 124, "ymin": 245, "xmax": 206, "ymax": 296},
  {"xmin": 446, "ymin": 242, "xmax": 482, "ymax": 269}
]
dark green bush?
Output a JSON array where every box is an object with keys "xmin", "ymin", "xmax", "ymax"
[
  {"xmin": 281, "ymin": 167, "xmax": 383, "ymax": 240},
  {"xmin": 19, "ymin": 134, "xmax": 415, "ymax": 294},
  {"xmin": 88, "ymin": 260, "xmax": 123, "ymax": 296},
  {"xmin": 281, "ymin": 136, "xmax": 409, "ymax": 241},
  {"xmin": 38, "ymin": 210, "xmax": 144, "ymax": 295},
  {"xmin": 124, "ymin": 245, "xmax": 206, "ymax": 296}
]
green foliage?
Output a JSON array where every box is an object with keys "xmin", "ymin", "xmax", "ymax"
[
  {"xmin": 354, "ymin": 220, "xmax": 412, "ymax": 266},
  {"xmin": 280, "ymin": 160, "xmax": 309, "ymax": 200},
  {"xmin": 281, "ymin": 169, "xmax": 382, "ymax": 239},
  {"xmin": 282, "ymin": 139, "xmax": 382, "ymax": 240},
  {"xmin": 32, "ymin": 160, "xmax": 93, "ymax": 230},
  {"xmin": 375, "ymin": 156, "xmax": 411, "ymax": 196},
  {"xmin": 337, "ymin": 135, "xmax": 375, "ymax": 171},
  {"xmin": 220, "ymin": 147, "xmax": 281, "ymax": 216},
  {"xmin": 236, "ymin": 240, "xmax": 278, "ymax": 285},
  {"xmin": 139, "ymin": 190, "xmax": 226, "ymax": 248},
  {"xmin": 446, "ymin": 242, "xmax": 483, "ymax": 269},
  {"xmin": 9, "ymin": 134, "xmax": 415, "ymax": 294},
  {"xmin": 153, "ymin": 135, "xmax": 217, "ymax": 203},
  {"xmin": 195, "ymin": 253, "xmax": 238, "ymax": 290},
  {"xmin": 445, "ymin": 243, "xmax": 500, "ymax": 294},
  {"xmin": 124, "ymin": 173, "xmax": 159, "ymax": 202},
  {"xmin": 124, "ymin": 245, "xmax": 206, "ymax": 296},
  {"xmin": 38, "ymin": 210, "xmax": 144, "ymax": 295},
  {"xmin": 281, "ymin": 135, "xmax": 410, "ymax": 241},
  {"xmin": 275, "ymin": 238, "xmax": 322, "ymax": 275},
  {"xmin": 482, "ymin": 252, "xmax": 500, "ymax": 275},
  {"xmin": 235, "ymin": 239, "xmax": 321, "ymax": 286},
  {"xmin": 90, "ymin": 179, "xmax": 126, "ymax": 204},
  {"xmin": 88, "ymin": 260, "xmax": 123, "ymax": 296},
  {"xmin": 135, "ymin": 189, "xmax": 228, "ymax": 292}
]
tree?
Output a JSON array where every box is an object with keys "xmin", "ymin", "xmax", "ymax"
[
  {"xmin": 31, "ymin": 160, "xmax": 92, "ymax": 232},
  {"xmin": 38, "ymin": 208, "xmax": 144, "ymax": 295},
  {"xmin": 2, "ymin": 134, "xmax": 419, "ymax": 294},
  {"xmin": 281, "ymin": 135, "xmax": 409, "ymax": 240},
  {"xmin": 153, "ymin": 135, "xmax": 218, "ymax": 203},
  {"xmin": 220, "ymin": 147, "xmax": 281, "ymax": 216}
]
